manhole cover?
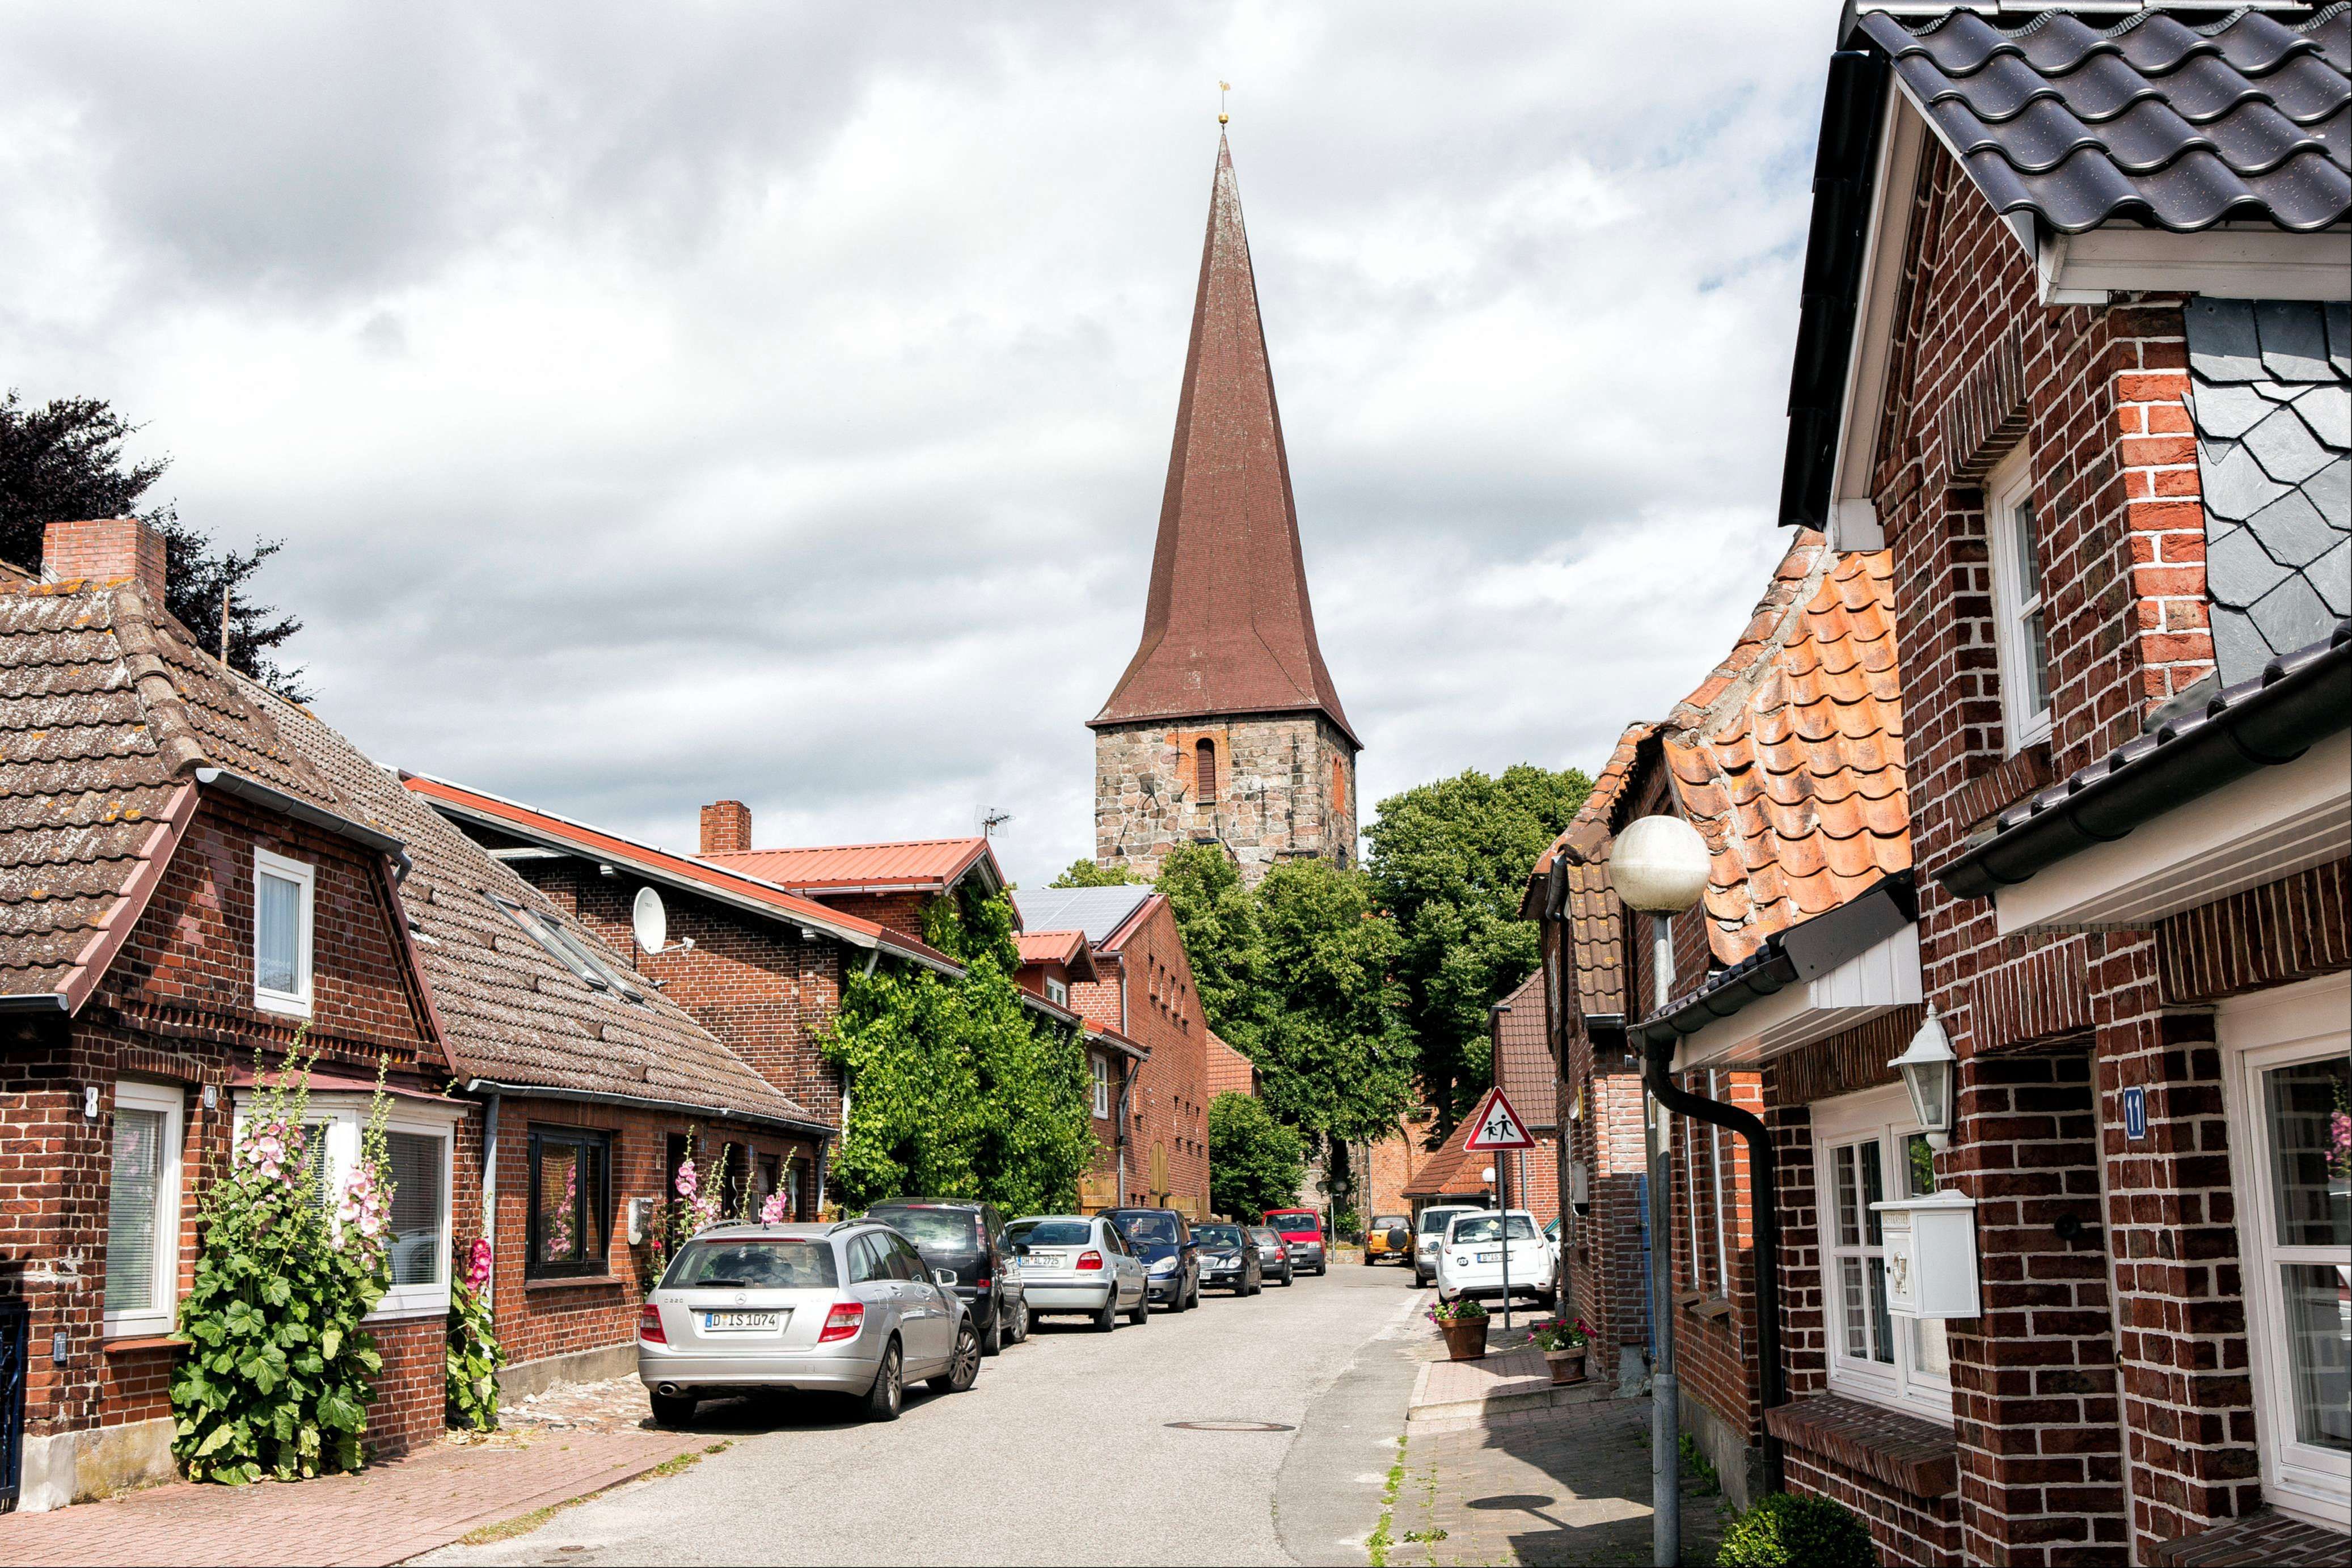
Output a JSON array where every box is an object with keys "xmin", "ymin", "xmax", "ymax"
[{"xmin": 1166, "ymin": 1419, "xmax": 1295, "ymax": 1432}]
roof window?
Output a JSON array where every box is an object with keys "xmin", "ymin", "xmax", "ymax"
[{"xmin": 487, "ymin": 893, "xmax": 646, "ymax": 1004}]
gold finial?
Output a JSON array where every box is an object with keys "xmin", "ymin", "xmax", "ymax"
[{"xmin": 1218, "ymin": 81, "xmax": 1230, "ymax": 125}]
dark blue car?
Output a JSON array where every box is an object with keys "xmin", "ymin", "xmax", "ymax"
[{"xmin": 1101, "ymin": 1207, "xmax": 1201, "ymax": 1312}]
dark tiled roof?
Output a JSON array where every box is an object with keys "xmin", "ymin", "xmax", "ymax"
[
  {"xmin": 2186, "ymin": 297, "xmax": 2351, "ymax": 685},
  {"xmin": 1861, "ymin": 5, "xmax": 2351, "ymax": 234},
  {"xmin": 1491, "ymin": 970, "xmax": 1556, "ymax": 1132},
  {"xmin": 1091, "ymin": 135, "xmax": 1357, "ymax": 747},
  {"xmin": 0, "ymin": 576, "xmax": 348, "ymax": 1004},
  {"xmin": 260, "ymin": 687, "xmax": 821, "ymax": 1130}
]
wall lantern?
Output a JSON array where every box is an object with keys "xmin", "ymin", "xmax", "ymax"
[{"xmin": 1889, "ymin": 1005, "xmax": 1957, "ymax": 1151}]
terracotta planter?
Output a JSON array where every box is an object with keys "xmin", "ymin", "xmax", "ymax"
[
  {"xmin": 1439, "ymin": 1316, "xmax": 1489, "ymax": 1361},
  {"xmin": 1543, "ymin": 1346, "xmax": 1588, "ymax": 1385}
]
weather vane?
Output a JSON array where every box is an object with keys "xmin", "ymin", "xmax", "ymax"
[{"xmin": 1218, "ymin": 81, "xmax": 1230, "ymax": 125}]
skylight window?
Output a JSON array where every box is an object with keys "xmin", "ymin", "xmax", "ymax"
[{"xmin": 487, "ymin": 893, "xmax": 645, "ymax": 1004}]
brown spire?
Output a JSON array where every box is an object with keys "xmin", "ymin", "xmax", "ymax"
[{"xmin": 1090, "ymin": 134, "xmax": 1358, "ymax": 749}]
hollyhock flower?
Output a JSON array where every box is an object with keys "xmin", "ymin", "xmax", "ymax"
[
  {"xmin": 465, "ymin": 1237, "xmax": 493, "ymax": 1291},
  {"xmin": 759, "ymin": 1190, "xmax": 790, "ymax": 1224},
  {"xmin": 674, "ymin": 1156, "xmax": 699, "ymax": 1200}
]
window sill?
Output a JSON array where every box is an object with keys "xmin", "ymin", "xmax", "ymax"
[
  {"xmin": 523, "ymin": 1273, "xmax": 626, "ymax": 1292},
  {"xmin": 1764, "ymin": 1394, "xmax": 1958, "ymax": 1498},
  {"xmin": 103, "ymin": 1333, "xmax": 188, "ymax": 1354},
  {"xmin": 1684, "ymin": 1296, "xmax": 1733, "ymax": 1322}
]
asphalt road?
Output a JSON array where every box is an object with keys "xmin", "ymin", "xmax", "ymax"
[{"xmin": 423, "ymin": 1260, "xmax": 1431, "ymax": 1567}]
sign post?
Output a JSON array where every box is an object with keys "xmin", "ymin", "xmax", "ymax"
[{"xmin": 1463, "ymin": 1087, "xmax": 1538, "ymax": 1334}]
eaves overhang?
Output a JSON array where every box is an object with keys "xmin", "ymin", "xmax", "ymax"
[
  {"xmin": 1937, "ymin": 622, "xmax": 2352, "ymax": 905},
  {"xmin": 459, "ymin": 1079, "xmax": 834, "ymax": 1142}
]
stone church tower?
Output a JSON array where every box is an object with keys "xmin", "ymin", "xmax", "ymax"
[{"xmin": 1090, "ymin": 134, "xmax": 1359, "ymax": 886}]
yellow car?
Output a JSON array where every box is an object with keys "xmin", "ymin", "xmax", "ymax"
[{"xmin": 1363, "ymin": 1214, "xmax": 1413, "ymax": 1265}]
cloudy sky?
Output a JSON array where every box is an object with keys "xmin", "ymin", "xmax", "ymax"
[{"xmin": 2, "ymin": 2, "xmax": 1837, "ymax": 889}]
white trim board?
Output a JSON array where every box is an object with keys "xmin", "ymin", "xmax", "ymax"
[
  {"xmin": 1670, "ymin": 923, "xmax": 1923, "ymax": 1075},
  {"xmin": 1991, "ymin": 740, "xmax": 2352, "ymax": 935}
]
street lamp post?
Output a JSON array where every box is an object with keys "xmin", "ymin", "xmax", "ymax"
[{"xmin": 1610, "ymin": 814, "xmax": 1712, "ymax": 1568}]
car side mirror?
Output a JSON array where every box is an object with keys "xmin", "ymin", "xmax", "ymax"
[{"xmin": 933, "ymin": 1269, "xmax": 958, "ymax": 1288}]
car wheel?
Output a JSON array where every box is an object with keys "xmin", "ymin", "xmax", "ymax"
[
  {"xmin": 980, "ymin": 1302, "xmax": 1003, "ymax": 1358},
  {"xmin": 863, "ymin": 1341, "xmax": 903, "ymax": 1422},
  {"xmin": 648, "ymin": 1391, "xmax": 696, "ymax": 1430},
  {"xmin": 1281, "ymin": 1266, "xmax": 1294, "ymax": 1287},
  {"xmin": 1128, "ymin": 1287, "xmax": 1149, "ymax": 1326},
  {"xmin": 1094, "ymin": 1295, "xmax": 1120, "ymax": 1333},
  {"xmin": 1362, "ymin": 1250, "xmax": 1375, "ymax": 1266},
  {"xmin": 930, "ymin": 1318, "xmax": 981, "ymax": 1394},
  {"xmin": 1188, "ymin": 1274, "xmax": 1202, "ymax": 1310},
  {"xmin": 1314, "ymin": 1262, "xmax": 1327, "ymax": 1277},
  {"xmin": 1006, "ymin": 1294, "xmax": 1030, "ymax": 1346}
]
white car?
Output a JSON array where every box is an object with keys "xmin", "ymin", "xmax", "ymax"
[
  {"xmin": 1434, "ymin": 1209, "xmax": 1553, "ymax": 1304},
  {"xmin": 1412, "ymin": 1204, "xmax": 1482, "ymax": 1287},
  {"xmin": 1005, "ymin": 1214, "xmax": 1151, "ymax": 1330}
]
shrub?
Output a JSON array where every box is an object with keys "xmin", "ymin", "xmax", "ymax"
[{"xmin": 1717, "ymin": 1492, "xmax": 1876, "ymax": 1568}]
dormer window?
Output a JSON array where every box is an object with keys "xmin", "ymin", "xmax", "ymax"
[
  {"xmin": 1985, "ymin": 447, "xmax": 2052, "ymax": 749},
  {"xmin": 1046, "ymin": 976, "xmax": 1069, "ymax": 1007},
  {"xmin": 254, "ymin": 849, "xmax": 315, "ymax": 1017}
]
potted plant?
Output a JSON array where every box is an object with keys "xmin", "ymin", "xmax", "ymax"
[
  {"xmin": 1428, "ymin": 1297, "xmax": 1489, "ymax": 1360},
  {"xmin": 1530, "ymin": 1316, "xmax": 1592, "ymax": 1384}
]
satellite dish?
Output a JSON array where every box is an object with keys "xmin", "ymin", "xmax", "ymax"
[{"xmin": 631, "ymin": 887, "xmax": 667, "ymax": 954}]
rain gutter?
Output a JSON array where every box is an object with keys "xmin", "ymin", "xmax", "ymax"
[{"xmin": 459, "ymin": 1079, "xmax": 834, "ymax": 1143}]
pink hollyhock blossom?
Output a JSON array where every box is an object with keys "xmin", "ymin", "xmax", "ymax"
[
  {"xmin": 759, "ymin": 1191, "xmax": 790, "ymax": 1224},
  {"xmin": 674, "ymin": 1157, "xmax": 698, "ymax": 1200},
  {"xmin": 465, "ymin": 1237, "xmax": 494, "ymax": 1291}
]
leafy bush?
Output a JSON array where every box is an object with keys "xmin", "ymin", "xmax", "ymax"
[
  {"xmin": 1717, "ymin": 1492, "xmax": 1876, "ymax": 1568},
  {"xmin": 172, "ymin": 1050, "xmax": 394, "ymax": 1483},
  {"xmin": 446, "ymin": 1239, "xmax": 505, "ymax": 1431},
  {"xmin": 1207, "ymin": 1092, "xmax": 1306, "ymax": 1222}
]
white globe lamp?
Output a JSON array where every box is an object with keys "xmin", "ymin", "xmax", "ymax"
[{"xmin": 1612, "ymin": 815, "xmax": 1712, "ymax": 914}]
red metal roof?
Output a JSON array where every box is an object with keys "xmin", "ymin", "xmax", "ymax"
[
  {"xmin": 699, "ymin": 838, "xmax": 1001, "ymax": 897},
  {"xmin": 1089, "ymin": 134, "xmax": 1356, "ymax": 747},
  {"xmin": 1015, "ymin": 929, "xmax": 1099, "ymax": 983}
]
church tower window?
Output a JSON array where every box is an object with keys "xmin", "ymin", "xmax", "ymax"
[{"xmin": 1196, "ymin": 738, "xmax": 1218, "ymax": 802}]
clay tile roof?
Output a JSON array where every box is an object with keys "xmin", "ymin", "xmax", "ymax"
[
  {"xmin": 699, "ymin": 838, "xmax": 1000, "ymax": 897},
  {"xmin": 1090, "ymin": 134, "xmax": 1357, "ymax": 747},
  {"xmin": 1861, "ymin": 3, "xmax": 2350, "ymax": 236},
  {"xmin": 1535, "ymin": 723, "xmax": 1652, "ymax": 1019},
  {"xmin": 265, "ymin": 689, "xmax": 820, "ymax": 1130},
  {"xmin": 1205, "ymin": 1029, "xmax": 1258, "ymax": 1099},
  {"xmin": 1661, "ymin": 532, "xmax": 1910, "ymax": 966},
  {"xmin": 1401, "ymin": 1139, "xmax": 1487, "ymax": 1201},
  {"xmin": 0, "ymin": 575, "xmax": 353, "ymax": 1007},
  {"xmin": 1490, "ymin": 970, "xmax": 1556, "ymax": 1132}
]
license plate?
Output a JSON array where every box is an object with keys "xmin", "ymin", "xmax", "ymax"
[
  {"xmin": 1477, "ymin": 1251, "xmax": 1501, "ymax": 1263},
  {"xmin": 702, "ymin": 1310, "xmax": 783, "ymax": 1333},
  {"xmin": 1022, "ymin": 1254, "xmax": 1062, "ymax": 1269}
]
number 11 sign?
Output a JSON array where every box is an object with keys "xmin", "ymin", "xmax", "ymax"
[{"xmin": 1462, "ymin": 1087, "xmax": 1536, "ymax": 1152}]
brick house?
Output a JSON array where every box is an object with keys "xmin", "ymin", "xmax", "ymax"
[
  {"xmin": 1013, "ymin": 927, "xmax": 1148, "ymax": 1212},
  {"xmin": 1014, "ymin": 886, "xmax": 1211, "ymax": 1216},
  {"xmin": 691, "ymin": 819, "xmax": 1008, "ymax": 948}
]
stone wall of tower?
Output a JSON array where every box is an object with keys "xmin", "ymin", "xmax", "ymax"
[{"xmin": 1094, "ymin": 713, "xmax": 1357, "ymax": 885}]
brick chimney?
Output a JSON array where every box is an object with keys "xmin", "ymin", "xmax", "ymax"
[
  {"xmin": 700, "ymin": 800, "xmax": 752, "ymax": 856},
  {"xmin": 44, "ymin": 517, "xmax": 169, "ymax": 602}
]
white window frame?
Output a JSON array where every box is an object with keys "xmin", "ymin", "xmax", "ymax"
[
  {"xmin": 252, "ymin": 847, "xmax": 316, "ymax": 1017},
  {"xmin": 1091, "ymin": 1054, "xmax": 1112, "ymax": 1119},
  {"xmin": 1046, "ymin": 977, "xmax": 1069, "ymax": 1007},
  {"xmin": 1984, "ymin": 445, "xmax": 2053, "ymax": 750},
  {"xmin": 1813, "ymin": 1083, "xmax": 1954, "ymax": 1425},
  {"xmin": 231, "ymin": 1091, "xmax": 461, "ymax": 1319},
  {"xmin": 104, "ymin": 1081, "xmax": 185, "ymax": 1338},
  {"xmin": 2219, "ymin": 971, "xmax": 2351, "ymax": 1531},
  {"xmin": 1709, "ymin": 1068, "xmax": 1732, "ymax": 1297}
]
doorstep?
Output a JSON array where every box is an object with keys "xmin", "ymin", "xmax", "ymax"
[{"xmin": 1408, "ymin": 1345, "xmax": 1616, "ymax": 1423}]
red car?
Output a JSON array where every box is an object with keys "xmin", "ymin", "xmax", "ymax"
[{"xmin": 1260, "ymin": 1208, "xmax": 1327, "ymax": 1275}]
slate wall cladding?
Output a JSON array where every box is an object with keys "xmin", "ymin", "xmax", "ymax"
[
  {"xmin": 2184, "ymin": 297, "xmax": 2351, "ymax": 684},
  {"xmin": 1093, "ymin": 713, "xmax": 1357, "ymax": 886}
]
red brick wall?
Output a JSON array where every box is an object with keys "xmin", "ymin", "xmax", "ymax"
[
  {"xmin": 1073, "ymin": 903, "xmax": 1208, "ymax": 1212},
  {"xmin": 1669, "ymin": 1069, "xmax": 1764, "ymax": 1452},
  {"xmin": 1783, "ymin": 1436, "xmax": 1963, "ymax": 1566},
  {"xmin": 364, "ymin": 1316, "xmax": 453, "ymax": 1458},
  {"xmin": 1563, "ymin": 1049, "xmax": 1650, "ymax": 1381},
  {"xmin": 812, "ymin": 890, "xmax": 930, "ymax": 945}
]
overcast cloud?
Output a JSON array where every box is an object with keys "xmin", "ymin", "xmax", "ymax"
[{"xmin": 1, "ymin": 2, "xmax": 1836, "ymax": 888}]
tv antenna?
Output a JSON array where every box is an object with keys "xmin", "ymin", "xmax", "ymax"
[{"xmin": 981, "ymin": 808, "xmax": 1012, "ymax": 839}]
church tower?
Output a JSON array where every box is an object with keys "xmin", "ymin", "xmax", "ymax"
[{"xmin": 1089, "ymin": 134, "xmax": 1359, "ymax": 885}]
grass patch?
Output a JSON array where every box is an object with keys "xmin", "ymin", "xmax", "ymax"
[
  {"xmin": 454, "ymin": 1439, "xmax": 733, "ymax": 1546},
  {"xmin": 1366, "ymin": 1434, "xmax": 1407, "ymax": 1566}
]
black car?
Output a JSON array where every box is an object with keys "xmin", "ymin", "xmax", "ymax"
[
  {"xmin": 863, "ymin": 1199, "xmax": 1029, "ymax": 1355},
  {"xmin": 1101, "ymin": 1207, "xmax": 1201, "ymax": 1311},
  {"xmin": 1192, "ymin": 1222, "xmax": 1263, "ymax": 1295}
]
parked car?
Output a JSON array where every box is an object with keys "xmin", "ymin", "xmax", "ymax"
[
  {"xmin": 637, "ymin": 1221, "xmax": 980, "ymax": 1426},
  {"xmin": 862, "ymin": 1198, "xmax": 1027, "ymax": 1356},
  {"xmin": 1434, "ymin": 1210, "xmax": 1553, "ymax": 1305},
  {"xmin": 1411, "ymin": 1204, "xmax": 1483, "ymax": 1287},
  {"xmin": 1247, "ymin": 1225, "xmax": 1296, "ymax": 1286},
  {"xmin": 1004, "ymin": 1214, "xmax": 1150, "ymax": 1330},
  {"xmin": 1363, "ymin": 1213, "xmax": 1412, "ymax": 1266},
  {"xmin": 1261, "ymin": 1208, "xmax": 1327, "ymax": 1275},
  {"xmin": 1101, "ymin": 1207, "xmax": 1202, "ymax": 1310},
  {"xmin": 1192, "ymin": 1223, "xmax": 1263, "ymax": 1295}
]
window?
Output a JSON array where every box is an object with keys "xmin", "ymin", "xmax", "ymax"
[
  {"xmin": 1046, "ymin": 976, "xmax": 1069, "ymax": 1007},
  {"xmin": 105, "ymin": 1082, "xmax": 185, "ymax": 1337},
  {"xmin": 1194, "ymin": 738, "xmax": 1218, "ymax": 801},
  {"xmin": 487, "ymin": 894, "xmax": 644, "ymax": 1003},
  {"xmin": 2222, "ymin": 973, "xmax": 2350, "ymax": 1529},
  {"xmin": 1092, "ymin": 1054, "xmax": 1112, "ymax": 1119},
  {"xmin": 1813, "ymin": 1084, "xmax": 1952, "ymax": 1423},
  {"xmin": 527, "ymin": 1127, "xmax": 613, "ymax": 1279},
  {"xmin": 1984, "ymin": 446, "xmax": 2051, "ymax": 748},
  {"xmin": 1709, "ymin": 1069, "xmax": 1732, "ymax": 1301},
  {"xmin": 231, "ymin": 1092, "xmax": 456, "ymax": 1316},
  {"xmin": 252, "ymin": 848, "xmax": 315, "ymax": 1016}
]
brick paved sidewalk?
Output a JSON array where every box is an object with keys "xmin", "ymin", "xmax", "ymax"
[{"xmin": 0, "ymin": 1382, "xmax": 711, "ymax": 1568}]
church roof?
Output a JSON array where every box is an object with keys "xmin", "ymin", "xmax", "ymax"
[{"xmin": 1090, "ymin": 135, "xmax": 1358, "ymax": 749}]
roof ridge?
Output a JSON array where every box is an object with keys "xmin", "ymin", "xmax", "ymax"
[{"xmin": 108, "ymin": 582, "xmax": 214, "ymax": 779}]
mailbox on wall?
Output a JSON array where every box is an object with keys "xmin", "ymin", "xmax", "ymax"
[{"xmin": 1870, "ymin": 1192, "xmax": 1982, "ymax": 1318}]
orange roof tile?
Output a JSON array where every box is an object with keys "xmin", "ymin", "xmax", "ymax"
[
  {"xmin": 1016, "ymin": 928, "xmax": 1100, "ymax": 985},
  {"xmin": 699, "ymin": 838, "xmax": 1000, "ymax": 896},
  {"xmin": 1658, "ymin": 533, "xmax": 1909, "ymax": 965}
]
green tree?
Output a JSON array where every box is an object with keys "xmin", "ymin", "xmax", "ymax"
[
  {"xmin": 0, "ymin": 390, "xmax": 309, "ymax": 698},
  {"xmin": 1366, "ymin": 764, "xmax": 1593, "ymax": 1130},
  {"xmin": 1207, "ymin": 1092, "xmax": 1306, "ymax": 1222},
  {"xmin": 1153, "ymin": 844, "xmax": 1269, "ymax": 1054},
  {"xmin": 1249, "ymin": 860, "xmax": 1416, "ymax": 1144},
  {"xmin": 1047, "ymin": 858, "xmax": 1148, "ymax": 889}
]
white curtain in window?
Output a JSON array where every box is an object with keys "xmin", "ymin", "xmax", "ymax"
[
  {"xmin": 105, "ymin": 1108, "xmax": 164, "ymax": 1314},
  {"xmin": 257, "ymin": 870, "xmax": 302, "ymax": 994},
  {"xmin": 386, "ymin": 1131, "xmax": 445, "ymax": 1287}
]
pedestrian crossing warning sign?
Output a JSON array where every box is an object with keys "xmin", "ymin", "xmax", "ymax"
[{"xmin": 1461, "ymin": 1087, "xmax": 1536, "ymax": 1151}]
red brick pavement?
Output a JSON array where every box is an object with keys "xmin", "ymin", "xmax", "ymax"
[{"xmin": 0, "ymin": 1426, "xmax": 704, "ymax": 1567}]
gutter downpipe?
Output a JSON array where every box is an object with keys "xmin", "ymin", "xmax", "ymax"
[{"xmin": 480, "ymin": 1093, "xmax": 500, "ymax": 1306}]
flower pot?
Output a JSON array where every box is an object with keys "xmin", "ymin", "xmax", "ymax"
[
  {"xmin": 1439, "ymin": 1316, "xmax": 1489, "ymax": 1361},
  {"xmin": 1543, "ymin": 1346, "xmax": 1587, "ymax": 1385}
]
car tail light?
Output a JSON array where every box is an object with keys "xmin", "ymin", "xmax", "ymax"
[
  {"xmin": 637, "ymin": 1304, "xmax": 666, "ymax": 1345},
  {"xmin": 1076, "ymin": 1250, "xmax": 1104, "ymax": 1271},
  {"xmin": 977, "ymin": 1278, "xmax": 991, "ymax": 1291},
  {"xmin": 819, "ymin": 1301, "xmax": 865, "ymax": 1343}
]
